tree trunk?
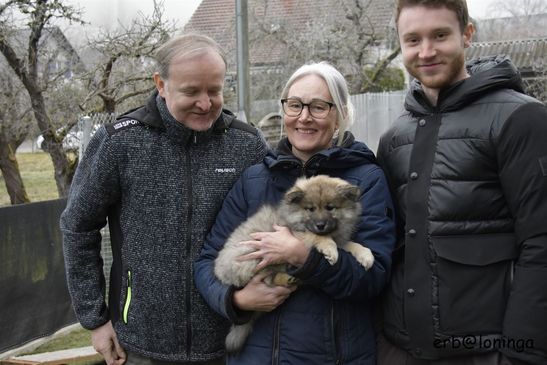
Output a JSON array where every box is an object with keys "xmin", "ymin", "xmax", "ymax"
[
  {"xmin": 30, "ymin": 91, "xmax": 74, "ymax": 197},
  {"xmin": 0, "ymin": 140, "xmax": 30, "ymax": 205}
]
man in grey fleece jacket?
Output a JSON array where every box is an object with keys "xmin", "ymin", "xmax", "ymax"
[{"xmin": 61, "ymin": 34, "xmax": 268, "ymax": 365}]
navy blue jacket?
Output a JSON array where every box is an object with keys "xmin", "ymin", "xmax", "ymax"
[{"xmin": 194, "ymin": 133, "xmax": 396, "ymax": 364}]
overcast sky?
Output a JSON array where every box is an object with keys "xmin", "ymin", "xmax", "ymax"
[{"xmin": 59, "ymin": 0, "xmax": 202, "ymax": 30}]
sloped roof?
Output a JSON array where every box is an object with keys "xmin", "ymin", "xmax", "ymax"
[
  {"xmin": 466, "ymin": 38, "xmax": 547, "ymax": 73},
  {"xmin": 184, "ymin": 0, "xmax": 234, "ymax": 48},
  {"xmin": 10, "ymin": 27, "xmax": 79, "ymax": 57},
  {"xmin": 3, "ymin": 26, "xmax": 86, "ymax": 77},
  {"xmin": 184, "ymin": 0, "xmax": 395, "ymax": 69}
]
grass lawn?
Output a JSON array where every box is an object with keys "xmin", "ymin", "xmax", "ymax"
[{"xmin": 0, "ymin": 152, "xmax": 59, "ymax": 206}]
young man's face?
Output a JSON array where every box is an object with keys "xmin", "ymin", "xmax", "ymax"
[
  {"xmin": 397, "ymin": 5, "xmax": 474, "ymax": 101},
  {"xmin": 154, "ymin": 49, "xmax": 226, "ymax": 131}
]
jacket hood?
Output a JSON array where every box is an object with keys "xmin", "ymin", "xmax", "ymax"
[
  {"xmin": 405, "ymin": 55, "xmax": 525, "ymax": 115},
  {"xmin": 264, "ymin": 131, "xmax": 377, "ymax": 173}
]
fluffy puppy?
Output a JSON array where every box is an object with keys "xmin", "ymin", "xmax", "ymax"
[{"xmin": 214, "ymin": 175, "xmax": 374, "ymax": 353}]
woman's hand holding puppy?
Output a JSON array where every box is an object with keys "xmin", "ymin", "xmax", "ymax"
[
  {"xmin": 237, "ymin": 224, "xmax": 311, "ymax": 271},
  {"xmin": 233, "ymin": 271, "xmax": 296, "ymax": 312},
  {"xmin": 232, "ymin": 225, "xmax": 304, "ymax": 313}
]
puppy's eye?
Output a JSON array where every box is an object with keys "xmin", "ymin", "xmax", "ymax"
[
  {"xmin": 326, "ymin": 204, "xmax": 336, "ymax": 211},
  {"xmin": 305, "ymin": 207, "xmax": 316, "ymax": 212}
]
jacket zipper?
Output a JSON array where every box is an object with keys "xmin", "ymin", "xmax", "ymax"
[
  {"xmin": 331, "ymin": 301, "xmax": 340, "ymax": 364},
  {"xmin": 185, "ymin": 141, "xmax": 194, "ymax": 356},
  {"xmin": 271, "ymin": 312, "xmax": 281, "ymax": 365},
  {"xmin": 122, "ymin": 270, "xmax": 132, "ymax": 324},
  {"xmin": 302, "ymin": 156, "xmax": 320, "ymax": 177}
]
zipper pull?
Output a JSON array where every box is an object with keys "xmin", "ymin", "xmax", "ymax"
[{"xmin": 123, "ymin": 270, "xmax": 132, "ymax": 324}]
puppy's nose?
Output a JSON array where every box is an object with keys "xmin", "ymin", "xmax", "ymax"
[{"xmin": 315, "ymin": 222, "xmax": 327, "ymax": 232}]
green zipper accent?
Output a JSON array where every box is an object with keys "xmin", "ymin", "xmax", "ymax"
[{"xmin": 123, "ymin": 270, "xmax": 132, "ymax": 324}]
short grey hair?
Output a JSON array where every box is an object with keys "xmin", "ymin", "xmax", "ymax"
[
  {"xmin": 155, "ymin": 33, "xmax": 227, "ymax": 79},
  {"xmin": 280, "ymin": 61, "xmax": 354, "ymax": 145}
]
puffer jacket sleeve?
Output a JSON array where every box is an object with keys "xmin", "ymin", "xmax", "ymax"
[
  {"xmin": 60, "ymin": 126, "xmax": 120, "ymax": 330},
  {"xmin": 289, "ymin": 165, "xmax": 396, "ymax": 301},
  {"xmin": 497, "ymin": 102, "xmax": 547, "ymax": 365},
  {"xmin": 194, "ymin": 171, "xmax": 253, "ymax": 324}
]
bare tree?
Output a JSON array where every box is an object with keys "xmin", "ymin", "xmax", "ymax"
[
  {"xmin": 0, "ymin": 0, "xmax": 84, "ymax": 197},
  {"xmin": 328, "ymin": 0, "xmax": 401, "ymax": 93},
  {"xmin": 247, "ymin": 0, "xmax": 401, "ymax": 102},
  {"xmin": 78, "ymin": 0, "xmax": 176, "ymax": 114},
  {"xmin": 0, "ymin": 0, "xmax": 178, "ymax": 202},
  {"xmin": 487, "ymin": 0, "xmax": 547, "ymax": 17},
  {"xmin": 477, "ymin": 0, "xmax": 547, "ymax": 41},
  {"xmin": 0, "ymin": 72, "xmax": 33, "ymax": 204}
]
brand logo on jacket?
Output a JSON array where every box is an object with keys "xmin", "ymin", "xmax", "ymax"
[
  {"xmin": 105, "ymin": 118, "xmax": 142, "ymax": 136},
  {"xmin": 215, "ymin": 168, "xmax": 237, "ymax": 173},
  {"xmin": 113, "ymin": 119, "xmax": 139, "ymax": 130}
]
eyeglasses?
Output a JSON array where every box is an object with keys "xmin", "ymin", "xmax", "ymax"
[{"xmin": 281, "ymin": 98, "xmax": 335, "ymax": 119}]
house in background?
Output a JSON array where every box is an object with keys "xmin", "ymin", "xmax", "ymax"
[
  {"xmin": 7, "ymin": 26, "xmax": 87, "ymax": 154},
  {"xmin": 466, "ymin": 38, "xmax": 547, "ymax": 102},
  {"xmin": 41, "ymin": 26, "xmax": 86, "ymax": 79},
  {"xmin": 469, "ymin": 12, "xmax": 547, "ymax": 103},
  {"xmin": 184, "ymin": 0, "xmax": 396, "ymax": 70},
  {"xmin": 9, "ymin": 26, "xmax": 85, "ymax": 81},
  {"xmin": 184, "ymin": 0, "xmax": 400, "ymax": 121}
]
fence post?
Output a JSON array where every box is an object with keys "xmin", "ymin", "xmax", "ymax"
[{"xmin": 79, "ymin": 116, "xmax": 92, "ymax": 160}]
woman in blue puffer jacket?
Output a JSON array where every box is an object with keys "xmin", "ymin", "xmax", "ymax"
[{"xmin": 194, "ymin": 61, "xmax": 396, "ymax": 364}]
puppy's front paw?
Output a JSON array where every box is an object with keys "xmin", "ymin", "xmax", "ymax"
[
  {"xmin": 321, "ymin": 247, "xmax": 339, "ymax": 265},
  {"xmin": 354, "ymin": 247, "xmax": 374, "ymax": 270},
  {"xmin": 272, "ymin": 272, "xmax": 297, "ymax": 286},
  {"xmin": 342, "ymin": 242, "xmax": 375, "ymax": 270}
]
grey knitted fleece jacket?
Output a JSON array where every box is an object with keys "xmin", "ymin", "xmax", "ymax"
[{"xmin": 61, "ymin": 92, "xmax": 268, "ymax": 361}]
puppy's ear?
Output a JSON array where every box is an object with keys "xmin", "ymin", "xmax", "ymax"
[
  {"xmin": 285, "ymin": 187, "xmax": 305, "ymax": 204},
  {"xmin": 337, "ymin": 184, "xmax": 360, "ymax": 202}
]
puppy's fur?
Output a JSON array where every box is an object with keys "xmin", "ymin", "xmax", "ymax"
[{"xmin": 214, "ymin": 175, "xmax": 374, "ymax": 353}]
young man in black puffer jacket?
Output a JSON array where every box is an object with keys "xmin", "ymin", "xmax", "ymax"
[{"xmin": 377, "ymin": 1, "xmax": 547, "ymax": 364}]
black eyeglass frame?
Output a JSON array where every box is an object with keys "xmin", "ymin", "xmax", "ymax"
[{"xmin": 280, "ymin": 98, "xmax": 336, "ymax": 118}]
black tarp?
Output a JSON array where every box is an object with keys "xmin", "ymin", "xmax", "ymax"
[{"xmin": 0, "ymin": 198, "xmax": 76, "ymax": 352}]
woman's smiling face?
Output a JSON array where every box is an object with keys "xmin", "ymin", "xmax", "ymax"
[{"xmin": 283, "ymin": 74, "xmax": 338, "ymax": 162}]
